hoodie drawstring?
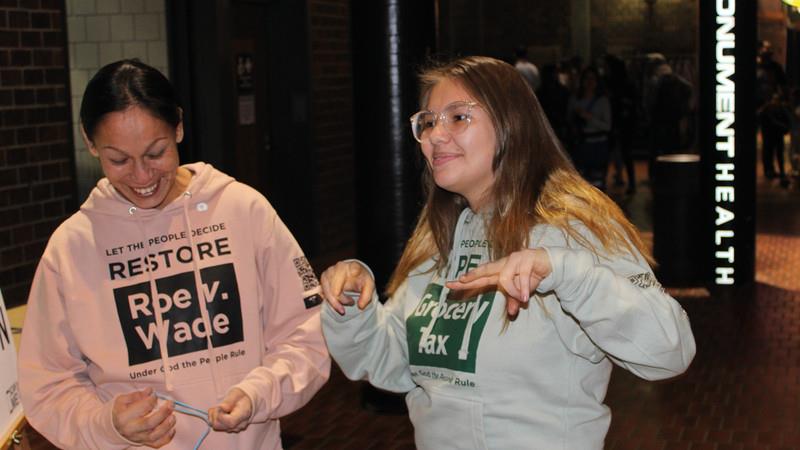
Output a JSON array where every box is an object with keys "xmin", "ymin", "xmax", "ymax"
[
  {"xmin": 458, "ymin": 296, "xmax": 482, "ymax": 360},
  {"xmin": 128, "ymin": 193, "xmax": 225, "ymax": 398},
  {"xmin": 454, "ymin": 208, "xmax": 487, "ymax": 361},
  {"xmin": 129, "ymin": 206, "xmax": 175, "ymax": 391},
  {"xmin": 180, "ymin": 191, "xmax": 225, "ymax": 398}
]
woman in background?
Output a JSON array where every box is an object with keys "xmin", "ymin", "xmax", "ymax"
[{"xmin": 568, "ymin": 66, "xmax": 612, "ymax": 190}]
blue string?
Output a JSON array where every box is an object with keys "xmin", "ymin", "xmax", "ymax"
[{"xmin": 155, "ymin": 393, "xmax": 210, "ymax": 450}]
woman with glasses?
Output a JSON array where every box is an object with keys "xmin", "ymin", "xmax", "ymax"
[{"xmin": 319, "ymin": 56, "xmax": 695, "ymax": 449}]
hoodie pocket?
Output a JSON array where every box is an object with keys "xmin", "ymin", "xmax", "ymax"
[{"xmin": 406, "ymin": 387, "xmax": 489, "ymax": 450}]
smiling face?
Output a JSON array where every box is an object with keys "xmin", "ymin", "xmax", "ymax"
[
  {"xmin": 420, "ymin": 78, "xmax": 498, "ymax": 210},
  {"xmin": 83, "ymin": 106, "xmax": 185, "ymax": 209}
]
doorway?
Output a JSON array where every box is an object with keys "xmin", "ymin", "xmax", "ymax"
[{"xmin": 167, "ymin": 0, "xmax": 317, "ymax": 254}]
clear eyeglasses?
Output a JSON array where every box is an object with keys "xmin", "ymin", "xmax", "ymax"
[{"xmin": 409, "ymin": 101, "xmax": 478, "ymax": 143}]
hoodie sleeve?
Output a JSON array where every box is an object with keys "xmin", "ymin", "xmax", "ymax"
[
  {"xmin": 18, "ymin": 253, "xmax": 135, "ymax": 450},
  {"xmin": 320, "ymin": 262, "xmax": 416, "ymax": 394},
  {"xmin": 231, "ymin": 199, "xmax": 330, "ymax": 423},
  {"xmin": 535, "ymin": 225, "xmax": 696, "ymax": 381}
]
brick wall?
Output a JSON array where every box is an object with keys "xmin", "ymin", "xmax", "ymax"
[
  {"xmin": 0, "ymin": 0, "xmax": 74, "ymax": 308},
  {"xmin": 306, "ymin": 0, "xmax": 356, "ymax": 268},
  {"xmin": 65, "ymin": 0, "xmax": 168, "ymax": 201}
]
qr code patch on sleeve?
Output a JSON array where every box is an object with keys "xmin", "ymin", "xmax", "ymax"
[{"xmin": 293, "ymin": 256, "xmax": 320, "ymax": 292}]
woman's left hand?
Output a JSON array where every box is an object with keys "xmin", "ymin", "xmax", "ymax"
[
  {"xmin": 445, "ymin": 248, "xmax": 552, "ymax": 316},
  {"xmin": 208, "ymin": 388, "xmax": 252, "ymax": 432}
]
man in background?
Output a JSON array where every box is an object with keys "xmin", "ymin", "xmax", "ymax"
[{"xmin": 514, "ymin": 45, "xmax": 541, "ymax": 92}]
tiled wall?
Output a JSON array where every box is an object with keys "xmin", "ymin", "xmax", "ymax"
[{"xmin": 64, "ymin": 0, "xmax": 168, "ymax": 201}]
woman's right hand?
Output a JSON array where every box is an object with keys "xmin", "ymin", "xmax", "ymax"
[
  {"xmin": 112, "ymin": 388, "xmax": 176, "ymax": 448},
  {"xmin": 320, "ymin": 260, "xmax": 375, "ymax": 315}
]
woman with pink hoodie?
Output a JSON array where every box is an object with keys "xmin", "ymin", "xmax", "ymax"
[{"xmin": 18, "ymin": 59, "xmax": 330, "ymax": 449}]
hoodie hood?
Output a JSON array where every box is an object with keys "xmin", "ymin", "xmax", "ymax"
[{"xmin": 81, "ymin": 162, "xmax": 235, "ymax": 219}]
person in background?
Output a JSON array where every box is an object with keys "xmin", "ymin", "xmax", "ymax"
[
  {"xmin": 568, "ymin": 66, "xmax": 612, "ymax": 190},
  {"xmin": 513, "ymin": 45, "xmax": 541, "ymax": 92},
  {"xmin": 536, "ymin": 64, "xmax": 571, "ymax": 153},
  {"xmin": 604, "ymin": 54, "xmax": 638, "ymax": 194},
  {"xmin": 645, "ymin": 60, "xmax": 693, "ymax": 182},
  {"xmin": 759, "ymin": 90, "xmax": 793, "ymax": 187},
  {"xmin": 319, "ymin": 56, "xmax": 695, "ymax": 450},
  {"xmin": 559, "ymin": 55, "xmax": 583, "ymax": 95},
  {"xmin": 790, "ymin": 88, "xmax": 800, "ymax": 179},
  {"xmin": 756, "ymin": 41, "xmax": 787, "ymax": 112},
  {"xmin": 650, "ymin": 62, "xmax": 692, "ymax": 155},
  {"xmin": 18, "ymin": 59, "xmax": 330, "ymax": 450}
]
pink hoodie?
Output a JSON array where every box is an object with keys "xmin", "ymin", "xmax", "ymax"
[{"xmin": 18, "ymin": 162, "xmax": 330, "ymax": 449}]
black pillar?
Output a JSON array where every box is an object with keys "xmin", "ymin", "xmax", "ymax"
[
  {"xmin": 698, "ymin": 0, "xmax": 757, "ymax": 290},
  {"xmin": 351, "ymin": 0, "xmax": 437, "ymax": 293},
  {"xmin": 788, "ymin": 27, "xmax": 800, "ymax": 88}
]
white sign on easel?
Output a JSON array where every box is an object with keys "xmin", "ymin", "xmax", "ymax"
[{"xmin": 0, "ymin": 289, "xmax": 23, "ymax": 442}]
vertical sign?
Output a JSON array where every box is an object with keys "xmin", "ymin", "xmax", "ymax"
[
  {"xmin": 0, "ymin": 289, "xmax": 23, "ymax": 441},
  {"xmin": 236, "ymin": 53, "xmax": 256, "ymax": 126},
  {"xmin": 699, "ymin": 0, "xmax": 757, "ymax": 289}
]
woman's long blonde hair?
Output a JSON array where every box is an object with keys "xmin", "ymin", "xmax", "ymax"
[{"xmin": 386, "ymin": 56, "xmax": 653, "ymax": 296}]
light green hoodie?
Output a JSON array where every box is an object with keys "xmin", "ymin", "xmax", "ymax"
[{"xmin": 323, "ymin": 207, "xmax": 695, "ymax": 450}]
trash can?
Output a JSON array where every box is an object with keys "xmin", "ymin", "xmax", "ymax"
[{"xmin": 652, "ymin": 153, "xmax": 702, "ymax": 286}]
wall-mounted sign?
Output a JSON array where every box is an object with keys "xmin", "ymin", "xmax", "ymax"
[
  {"xmin": 699, "ymin": 0, "xmax": 757, "ymax": 288},
  {"xmin": 236, "ymin": 53, "xmax": 256, "ymax": 126}
]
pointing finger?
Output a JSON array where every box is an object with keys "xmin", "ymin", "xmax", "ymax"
[
  {"xmin": 446, "ymin": 274, "xmax": 499, "ymax": 291},
  {"xmin": 455, "ymin": 260, "xmax": 504, "ymax": 283}
]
